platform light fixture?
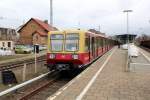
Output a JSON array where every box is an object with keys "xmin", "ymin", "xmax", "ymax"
[{"xmin": 123, "ymin": 10, "xmax": 133, "ymax": 44}]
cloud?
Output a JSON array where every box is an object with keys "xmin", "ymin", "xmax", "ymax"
[{"xmin": 0, "ymin": 0, "xmax": 150, "ymax": 36}]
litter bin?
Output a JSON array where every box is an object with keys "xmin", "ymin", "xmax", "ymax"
[{"xmin": 2, "ymin": 70, "xmax": 18, "ymax": 85}]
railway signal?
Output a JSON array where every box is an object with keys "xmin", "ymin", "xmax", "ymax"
[{"xmin": 34, "ymin": 44, "xmax": 39, "ymax": 73}]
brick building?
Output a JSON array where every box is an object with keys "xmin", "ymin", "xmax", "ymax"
[{"xmin": 18, "ymin": 18, "xmax": 57, "ymax": 45}]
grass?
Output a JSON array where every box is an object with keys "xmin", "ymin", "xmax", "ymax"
[
  {"xmin": 0, "ymin": 54, "xmax": 29, "ymax": 61},
  {"xmin": 0, "ymin": 50, "xmax": 46, "ymax": 63}
]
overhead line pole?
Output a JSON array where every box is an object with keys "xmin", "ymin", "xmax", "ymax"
[
  {"xmin": 123, "ymin": 10, "xmax": 133, "ymax": 44},
  {"xmin": 50, "ymin": 0, "xmax": 53, "ymax": 26}
]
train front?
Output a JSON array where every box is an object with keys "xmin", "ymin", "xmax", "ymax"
[{"xmin": 47, "ymin": 30, "xmax": 87, "ymax": 71}]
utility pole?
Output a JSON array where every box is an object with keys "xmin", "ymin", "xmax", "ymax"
[
  {"xmin": 98, "ymin": 25, "xmax": 101, "ymax": 32},
  {"xmin": 123, "ymin": 10, "xmax": 133, "ymax": 44},
  {"xmin": 50, "ymin": 0, "xmax": 53, "ymax": 26}
]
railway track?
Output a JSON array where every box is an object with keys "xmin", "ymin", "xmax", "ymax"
[
  {"xmin": 28, "ymin": 78, "xmax": 70, "ymax": 100},
  {"xmin": 0, "ymin": 55, "xmax": 46, "ymax": 71},
  {"xmin": 20, "ymin": 71, "xmax": 79, "ymax": 100},
  {"xmin": 0, "ymin": 53, "xmax": 82, "ymax": 100},
  {"xmin": 0, "ymin": 71, "xmax": 73, "ymax": 100},
  {"xmin": 18, "ymin": 71, "xmax": 60, "ymax": 100}
]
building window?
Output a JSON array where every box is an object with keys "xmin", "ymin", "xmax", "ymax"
[
  {"xmin": 2, "ymin": 42, "xmax": 5, "ymax": 47},
  {"xmin": 36, "ymin": 35, "xmax": 38, "ymax": 40},
  {"xmin": 8, "ymin": 42, "xmax": 11, "ymax": 47}
]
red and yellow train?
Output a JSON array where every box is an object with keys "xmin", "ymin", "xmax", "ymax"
[{"xmin": 47, "ymin": 29, "xmax": 116, "ymax": 71}]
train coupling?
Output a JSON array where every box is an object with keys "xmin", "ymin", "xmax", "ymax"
[{"xmin": 56, "ymin": 64, "xmax": 70, "ymax": 71}]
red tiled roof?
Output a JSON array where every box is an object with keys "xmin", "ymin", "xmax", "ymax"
[
  {"xmin": 34, "ymin": 30, "xmax": 47, "ymax": 37},
  {"xmin": 18, "ymin": 18, "xmax": 57, "ymax": 33},
  {"xmin": 32, "ymin": 18, "xmax": 55, "ymax": 31}
]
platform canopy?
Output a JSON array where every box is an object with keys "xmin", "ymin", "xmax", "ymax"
[{"xmin": 115, "ymin": 34, "xmax": 137, "ymax": 44}]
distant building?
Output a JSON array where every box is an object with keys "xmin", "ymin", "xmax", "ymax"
[
  {"xmin": 0, "ymin": 27, "xmax": 17, "ymax": 50},
  {"xmin": 0, "ymin": 27, "xmax": 17, "ymax": 41},
  {"xmin": 114, "ymin": 34, "xmax": 137, "ymax": 44},
  {"xmin": 0, "ymin": 40, "xmax": 15, "ymax": 50},
  {"xmin": 18, "ymin": 18, "xmax": 58, "ymax": 45}
]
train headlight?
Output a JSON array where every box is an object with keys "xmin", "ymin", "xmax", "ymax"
[
  {"xmin": 72, "ymin": 54, "xmax": 79, "ymax": 59},
  {"xmin": 49, "ymin": 54, "xmax": 55, "ymax": 59}
]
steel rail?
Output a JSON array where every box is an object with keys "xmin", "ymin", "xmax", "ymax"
[
  {"xmin": 0, "ymin": 71, "xmax": 52, "ymax": 97},
  {"xmin": 0, "ymin": 55, "xmax": 46, "ymax": 71},
  {"xmin": 19, "ymin": 72, "xmax": 59, "ymax": 100}
]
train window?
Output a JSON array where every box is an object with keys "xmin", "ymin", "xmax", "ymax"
[
  {"xmin": 103, "ymin": 39, "xmax": 105, "ymax": 46},
  {"xmin": 50, "ymin": 34, "xmax": 64, "ymax": 51},
  {"xmin": 51, "ymin": 34, "xmax": 64, "ymax": 39},
  {"xmin": 66, "ymin": 33, "xmax": 79, "ymax": 40},
  {"xmin": 65, "ymin": 33, "xmax": 79, "ymax": 51},
  {"xmin": 105, "ymin": 40, "xmax": 107, "ymax": 46},
  {"xmin": 98, "ymin": 38, "xmax": 101, "ymax": 47},
  {"xmin": 99, "ymin": 38, "xmax": 100, "ymax": 47},
  {"xmin": 100, "ymin": 38, "xmax": 103, "ymax": 47}
]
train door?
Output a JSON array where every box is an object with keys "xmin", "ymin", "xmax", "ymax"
[
  {"xmin": 101, "ymin": 38, "xmax": 103, "ymax": 53},
  {"xmin": 96, "ymin": 37, "xmax": 98, "ymax": 57},
  {"xmin": 97, "ymin": 38, "xmax": 99, "ymax": 56},
  {"xmin": 106, "ymin": 40, "xmax": 108, "ymax": 51},
  {"xmin": 91, "ymin": 37, "xmax": 95, "ymax": 59},
  {"xmin": 85, "ymin": 34, "xmax": 91, "ymax": 62},
  {"xmin": 88, "ymin": 36, "xmax": 91, "ymax": 62},
  {"xmin": 106, "ymin": 39, "xmax": 108, "ymax": 51},
  {"xmin": 109, "ymin": 40, "xmax": 110, "ymax": 49},
  {"xmin": 104, "ymin": 39, "xmax": 106, "ymax": 53},
  {"xmin": 107, "ymin": 40, "xmax": 109, "ymax": 51},
  {"xmin": 88, "ymin": 36, "xmax": 92, "ymax": 62},
  {"xmin": 102, "ymin": 38, "xmax": 104, "ymax": 53}
]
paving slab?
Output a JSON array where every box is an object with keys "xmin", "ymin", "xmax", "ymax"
[
  {"xmin": 129, "ymin": 47, "xmax": 150, "ymax": 72},
  {"xmin": 48, "ymin": 47, "xmax": 150, "ymax": 100}
]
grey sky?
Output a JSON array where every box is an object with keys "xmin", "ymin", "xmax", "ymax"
[{"xmin": 0, "ymin": 0, "xmax": 150, "ymax": 36}]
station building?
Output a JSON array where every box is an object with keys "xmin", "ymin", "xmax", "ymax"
[
  {"xmin": 18, "ymin": 18, "xmax": 58, "ymax": 45},
  {"xmin": 114, "ymin": 34, "xmax": 137, "ymax": 44}
]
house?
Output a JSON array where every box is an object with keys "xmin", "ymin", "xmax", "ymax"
[
  {"xmin": 0, "ymin": 27, "xmax": 17, "ymax": 41},
  {"xmin": 0, "ymin": 40, "xmax": 15, "ymax": 50},
  {"xmin": 18, "ymin": 18, "xmax": 57, "ymax": 45},
  {"xmin": 0, "ymin": 27, "xmax": 17, "ymax": 50}
]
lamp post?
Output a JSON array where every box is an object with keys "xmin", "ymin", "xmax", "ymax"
[
  {"xmin": 123, "ymin": 10, "xmax": 133, "ymax": 44},
  {"xmin": 50, "ymin": 0, "xmax": 53, "ymax": 26}
]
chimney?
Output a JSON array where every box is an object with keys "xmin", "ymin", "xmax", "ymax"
[{"xmin": 44, "ymin": 20, "xmax": 48, "ymax": 24}]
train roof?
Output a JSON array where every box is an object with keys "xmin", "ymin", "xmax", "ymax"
[{"xmin": 49, "ymin": 29, "xmax": 113, "ymax": 39}]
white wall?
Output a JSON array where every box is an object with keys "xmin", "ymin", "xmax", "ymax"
[{"xmin": 0, "ymin": 41, "xmax": 14, "ymax": 50}]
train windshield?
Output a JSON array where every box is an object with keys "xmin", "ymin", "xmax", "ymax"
[
  {"xmin": 50, "ymin": 34, "xmax": 64, "ymax": 51},
  {"xmin": 65, "ymin": 33, "xmax": 79, "ymax": 51}
]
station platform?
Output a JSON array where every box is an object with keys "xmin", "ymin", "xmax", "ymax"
[{"xmin": 47, "ymin": 47, "xmax": 150, "ymax": 100}]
